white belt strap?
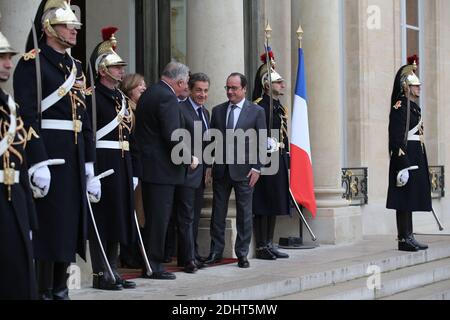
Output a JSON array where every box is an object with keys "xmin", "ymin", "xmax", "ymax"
[
  {"xmin": 408, "ymin": 135, "xmax": 421, "ymax": 142},
  {"xmin": 41, "ymin": 59, "xmax": 77, "ymax": 113},
  {"xmin": 96, "ymin": 140, "xmax": 130, "ymax": 151},
  {"xmin": 408, "ymin": 118, "xmax": 422, "ymax": 139},
  {"xmin": 41, "ymin": 119, "xmax": 83, "ymax": 132},
  {"xmin": 0, "ymin": 95, "xmax": 18, "ymax": 157},
  {"xmin": 96, "ymin": 92, "xmax": 127, "ymax": 141},
  {"xmin": 0, "ymin": 170, "xmax": 20, "ymax": 184}
]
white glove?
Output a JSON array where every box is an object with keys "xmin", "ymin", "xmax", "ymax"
[
  {"xmin": 85, "ymin": 162, "xmax": 95, "ymax": 180},
  {"xmin": 133, "ymin": 177, "xmax": 139, "ymax": 190},
  {"xmin": 30, "ymin": 165, "xmax": 51, "ymax": 198},
  {"xmin": 191, "ymin": 156, "xmax": 199, "ymax": 170},
  {"xmin": 396, "ymin": 166, "xmax": 419, "ymax": 187},
  {"xmin": 396, "ymin": 169, "xmax": 409, "ymax": 187},
  {"xmin": 87, "ymin": 177, "xmax": 102, "ymax": 203}
]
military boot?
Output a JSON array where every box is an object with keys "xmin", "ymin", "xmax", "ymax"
[
  {"xmin": 397, "ymin": 211, "xmax": 419, "ymax": 252},
  {"xmin": 407, "ymin": 213, "xmax": 428, "ymax": 250}
]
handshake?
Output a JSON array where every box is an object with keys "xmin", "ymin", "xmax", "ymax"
[{"xmin": 396, "ymin": 166, "xmax": 419, "ymax": 187}]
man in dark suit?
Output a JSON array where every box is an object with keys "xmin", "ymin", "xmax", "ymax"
[
  {"xmin": 206, "ymin": 73, "xmax": 266, "ymax": 268},
  {"xmin": 176, "ymin": 73, "xmax": 211, "ymax": 273},
  {"xmin": 135, "ymin": 61, "xmax": 197, "ymax": 280}
]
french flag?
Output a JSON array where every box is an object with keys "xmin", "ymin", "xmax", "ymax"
[{"xmin": 290, "ymin": 47, "xmax": 317, "ymax": 217}]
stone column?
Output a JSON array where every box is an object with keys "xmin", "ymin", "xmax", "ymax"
[
  {"xmin": 186, "ymin": 0, "xmax": 246, "ymax": 258},
  {"xmin": 0, "ymin": 0, "xmax": 41, "ymax": 93},
  {"xmin": 186, "ymin": 0, "xmax": 245, "ymax": 108},
  {"xmin": 278, "ymin": 0, "xmax": 362, "ymax": 245}
]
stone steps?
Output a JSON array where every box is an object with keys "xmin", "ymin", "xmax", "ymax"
[
  {"xmin": 70, "ymin": 236, "xmax": 450, "ymax": 300},
  {"xmin": 273, "ymin": 257, "xmax": 450, "ymax": 300},
  {"xmin": 381, "ymin": 279, "xmax": 450, "ymax": 300}
]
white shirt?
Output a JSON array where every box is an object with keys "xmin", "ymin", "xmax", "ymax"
[
  {"xmin": 189, "ymin": 97, "xmax": 208, "ymax": 129},
  {"xmin": 226, "ymin": 99, "xmax": 245, "ymax": 129}
]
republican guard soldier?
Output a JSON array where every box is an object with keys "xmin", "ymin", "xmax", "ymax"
[
  {"xmin": 387, "ymin": 56, "xmax": 431, "ymax": 252},
  {"xmin": 0, "ymin": 26, "xmax": 38, "ymax": 300},
  {"xmin": 13, "ymin": 0, "xmax": 97, "ymax": 300},
  {"xmin": 87, "ymin": 27, "xmax": 139, "ymax": 291},
  {"xmin": 252, "ymin": 51, "xmax": 290, "ymax": 260}
]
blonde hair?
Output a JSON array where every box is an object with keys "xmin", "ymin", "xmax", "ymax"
[{"xmin": 119, "ymin": 73, "xmax": 145, "ymax": 103}]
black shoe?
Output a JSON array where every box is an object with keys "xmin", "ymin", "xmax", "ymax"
[
  {"xmin": 195, "ymin": 255, "xmax": 207, "ymax": 263},
  {"xmin": 238, "ymin": 257, "xmax": 250, "ymax": 268},
  {"xmin": 195, "ymin": 260, "xmax": 206, "ymax": 269},
  {"xmin": 398, "ymin": 238, "xmax": 420, "ymax": 252},
  {"xmin": 116, "ymin": 278, "xmax": 136, "ymax": 289},
  {"xmin": 53, "ymin": 288, "xmax": 70, "ymax": 300},
  {"xmin": 39, "ymin": 290, "xmax": 53, "ymax": 301},
  {"xmin": 205, "ymin": 253, "xmax": 223, "ymax": 265},
  {"xmin": 93, "ymin": 273, "xmax": 123, "ymax": 291},
  {"xmin": 409, "ymin": 236, "xmax": 429, "ymax": 250},
  {"xmin": 184, "ymin": 261, "xmax": 198, "ymax": 274},
  {"xmin": 147, "ymin": 272, "xmax": 176, "ymax": 280},
  {"xmin": 269, "ymin": 246, "xmax": 290, "ymax": 259},
  {"xmin": 255, "ymin": 248, "xmax": 277, "ymax": 260}
]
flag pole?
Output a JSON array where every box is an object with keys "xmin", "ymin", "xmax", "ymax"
[{"xmin": 281, "ymin": 24, "xmax": 318, "ymax": 248}]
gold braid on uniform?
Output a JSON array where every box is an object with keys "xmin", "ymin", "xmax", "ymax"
[
  {"xmin": 116, "ymin": 96, "xmax": 133, "ymax": 158},
  {"xmin": 1, "ymin": 106, "xmax": 27, "ymax": 201},
  {"xmin": 278, "ymin": 104, "xmax": 289, "ymax": 146},
  {"xmin": 69, "ymin": 73, "xmax": 88, "ymax": 144}
]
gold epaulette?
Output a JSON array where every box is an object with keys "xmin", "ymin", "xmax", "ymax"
[
  {"xmin": 23, "ymin": 49, "xmax": 41, "ymax": 61},
  {"xmin": 253, "ymin": 97, "xmax": 263, "ymax": 105},
  {"xmin": 393, "ymin": 100, "xmax": 402, "ymax": 110}
]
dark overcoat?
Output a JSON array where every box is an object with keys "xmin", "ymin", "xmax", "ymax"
[
  {"xmin": 386, "ymin": 95, "xmax": 432, "ymax": 212},
  {"xmin": 88, "ymin": 82, "xmax": 137, "ymax": 245},
  {"xmin": 252, "ymin": 94, "xmax": 290, "ymax": 216},
  {"xmin": 0, "ymin": 89, "xmax": 38, "ymax": 299},
  {"xmin": 13, "ymin": 42, "xmax": 95, "ymax": 262}
]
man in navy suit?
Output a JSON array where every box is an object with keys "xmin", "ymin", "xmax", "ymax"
[
  {"xmin": 205, "ymin": 73, "xmax": 267, "ymax": 268},
  {"xmin": 176, "ymin": 73, "xmax": 211, "ymax": 273},
  {"xmin": 135, "ymin": 61, "xmax": 197, "ymax": 280}
]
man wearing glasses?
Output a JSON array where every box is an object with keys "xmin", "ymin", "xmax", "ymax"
[
  {"xmin": 205, "ymin": 73, "xmax": 266, "ymax": 268},
  {"xmin": 13, "ymin": 0, "xmax": 96, "ymax": 300}
]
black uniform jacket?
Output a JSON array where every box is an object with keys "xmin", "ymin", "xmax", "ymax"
[
  {"xmin": 13, "ymin": 42, "xmax": 95, "ymax": 262},
  {"xmin": 0, "ymin": 89, "xmax": 38, "ymax": 299},
  {"xmin": 386, "ymin": 95, "xmax": 432, "ymax": 212},
  {"xmin": 252, "ymin": 94, "xmax": 290, "ymax": 216}
]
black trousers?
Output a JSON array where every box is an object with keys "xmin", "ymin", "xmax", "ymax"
[
  {"xmin": 210, "ymin": 170, "xmax": 254, "ymax": 258},
  {"xmin": 36, "ymin": 260, "xmax": 70, "ymax": 300},
  {"xmin": 253, "ymin": 215, "xmax": 276, "ymax": 249},
  {"xmin": 142, "ymin": 183, "xmax": 177, "ymax": 273},
  {"xmin": 396, "ymin": 210, "xmax": 413, "ymax": 239},
  {"xmin": 174, "ymin": 186, "xmax": 196, "ymax": 265},
  {"xmin": 193, "ymin": 184, "xmax": 205, "ymax": 259}
]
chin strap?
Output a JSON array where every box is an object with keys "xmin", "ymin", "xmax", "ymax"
[{"xmin": 44, "ymin": 22, "xmax": 75, "ymax": 49}]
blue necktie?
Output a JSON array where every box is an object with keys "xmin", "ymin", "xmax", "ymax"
[
  {"xmin": 227, "ymin": 105, "xmax": 237, "ymax": 130},
  {"xmin": 197, "ymin": 107, "xmax": 207, "ymax": 133}
]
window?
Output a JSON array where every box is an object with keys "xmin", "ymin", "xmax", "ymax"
[
  {"xmin": 170, "ymin": 0, "xmax": 187, "ymax": 64},
  {"xmin": 401, "ymin": 0, "xmax": 423, "ymax": 76}
]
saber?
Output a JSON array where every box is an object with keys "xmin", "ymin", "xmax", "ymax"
[
  {"xmin": 264, "ymin": 23, "xmax": 274, "ymax": 136},
  {"xmin": 289, "ymin": 188, "xmax": 317, "ymax": 241},
  {"xmin": 86, "ymin": 169, "xmax": 116, "ymax": 283},
  {"xmin": 134, "ymin": 212, "xmax": 152, "ymax": 276},
  {"xmin": 432, "ymin": 208, "xmax": 444, "ymax": 231},
  {"xmin": 31, "ymin": 20, "xmax": 42, "ymax": 126},
  {"xmin": 87, "ymin": 62, "xmax": 97, "ymax": 141}
]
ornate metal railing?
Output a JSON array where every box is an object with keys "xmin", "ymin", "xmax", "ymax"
[
  {"xmin": 342, "ymin": 167, "xmax": 368, "ymax": 206},
  {"xmin": 429, "ymin": 166, "xmax": 445, "ymax": 199}
]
